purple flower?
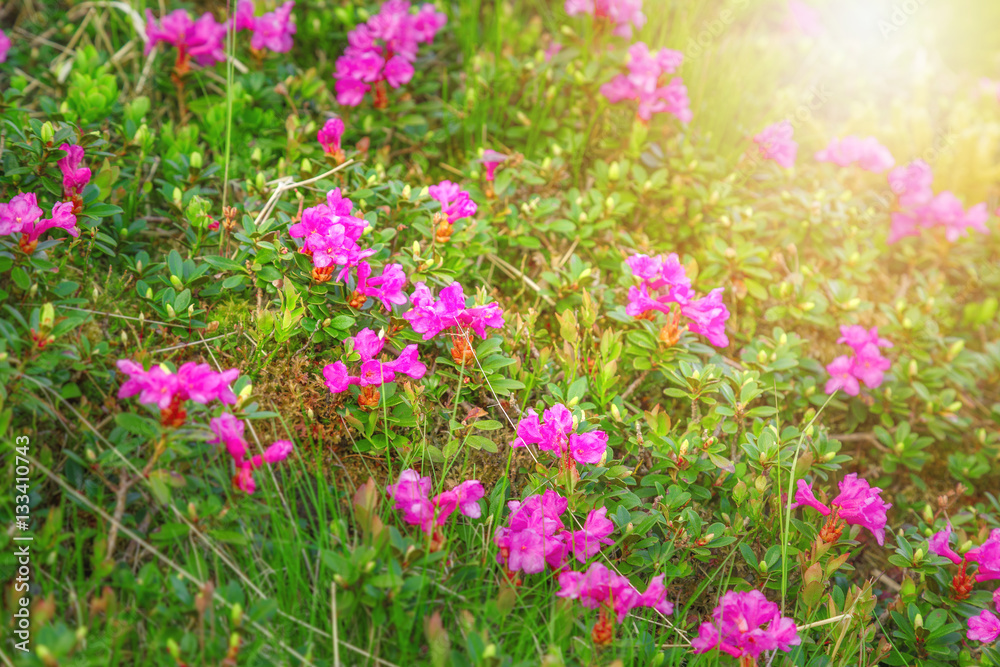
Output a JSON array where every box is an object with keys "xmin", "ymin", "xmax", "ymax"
[
  {"xmin": 0, "ymin": 29, "xmax": 10, "ymax": 63},
  {"xmin": 826, "ymin": 328, "xmax": 892, "ymax": 395},
  {"xmin": 145, "ymin": 9, "xmax": 227, "ymax": 67},
  {"xmin": 19, "ymin": 202, "xmax": 79, "ymax": 245},
  {"xmin": 690, "ymin": 589, "xmax": 799, "ymax": 658},
  {"xmin": 386, "ymin": 469, "xmax": 482, "ymax": 533},
  {"xmin": 428, "ymin": 180, "xmax": 478, "ymax": 224},
  {"xmin": 753, "ymin": 121, "xmax": 798, "ymax": 169},
  {"xmin": 480, "ymin": 150, "xmax": 508, "ymax": 182},
  {"xmin": 564, "ymin": 0, "xmax": 646, "ymax": 39},
  {"xmin": 557, "ymin": 562, "xmax": 672, "ymax": 623},
  {"xmin": 888, "ymin": 160, "xmax": 934, "ymax": 208},
  {"xmin": 209, "ymin": 412, "xmax": 249, "ymax": 461},
  {"xmin": 116, "ymin": 359, "xmax": 239, "ymax": 410},
  {"xmin": 851, "ymin": 343, "xmax": 891, "ymax": 389},
  {"xmin": 568, "ymin": 507, "xmax": 615, "ymax": 561},
  {"xmin": 928, "ymin": 523, "xmax": 963, "ymax": 565},
  {"xmin": 967, "ymin": 609, "xmax": 1000, "ymax": 643},
  {"xmin": 967, "ymin": 529, "xmax": 1000, "ymax": 582},
  {"xmin": 235, "ymin": 0, "xmax": 256, "ymax": 31},
  {"xmin": 837, "ymin": 325, "xmax": 892, "ymax": 353},
  {"xmin": 403, "ymin": 281, "xmax": 505, "ymax": 340},
  {"xmin": 354, "ymin": 262, "xmax": 409, "ymax": 310},
  {"xmin": 681, "ymin": 288, "xmax": 730, "ymax": 347}
]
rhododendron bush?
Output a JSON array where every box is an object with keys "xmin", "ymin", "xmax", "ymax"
[{"xmin": 2, "ymin": 0, "xmax": 1000, "ymax": 665}]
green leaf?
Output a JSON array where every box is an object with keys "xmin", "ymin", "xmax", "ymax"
[
  {"xmin": 11, "ymin": 267, "xmax": 30, "ymax": 290},
  {"xmin": 465, "ymin": 434, "xmax": 498, "ymax": 452},
  {"xmin": 151, "ymin": 522, "xmax": 190, "ymax": 543},
  {"xmin": 114, "ymin": 413, "xmax": 159, "ymax": 438}
]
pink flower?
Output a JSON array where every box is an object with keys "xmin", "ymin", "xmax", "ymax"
[
  {"xmin": 496, "ymin": 490, "xmax": 589, "ymax": 573},
  {"xmin": 851, "ymin": 343, "xmax": 891, "ymax": 389},
  {"xmin": 145, "ymin": 9, "xmax": 227, "ymax": 67},
  {"xmin": 230, "ymin": 437, "xmax": 294, "ymax": 494},
  {"xmin": 481, "ymin": 150, "xmax": 508, "ymax": 182},
  {"xmin": 0, "ymin": 29, "xmax": 10, "ymax": 64},
  {"xmin": 564, "ymin": 0, "xmax": 646, "ymax": 39},
  {"xmin": 783, "ymin": 0, "xmax": 823, "ymax": 37},
  {"xmin": 557, "ymin": 562, "xmax": 673, "ymax": 622},
  {"xmin": 928, "ymin": 523, "xmax": 963, "ymax": 566},
  {"xmin": 794, "ymin": 474, "xmax": 891, "ymax": 545},
  {"xmin": 209, "ymin": 412, "xmax": 248, "ymax": 461},
  {"xmin": 386, "ymin": 469, "xmax": 482, "ymax": 533},
  {"xmin": 967, "ymin": 529, "xmax": 1000, "ymax": 582},
  {"xmin": 57, "ymin": 144, "xmax": 92, "ymax": 198},
  {"xmin": 235, "ymin": 0, "xmax": 256, "ymax": 31},
  {"xmin": 681, "ymin": 288, "xmax": 730, "ymax": 347},
  {"xmin": 691, "ymin": 589, "xmax": 799, "ymax": 658},
  {"xmin": 925, "ymin": 192, "xmax": 990, "ymax": 242},
  {"xmin": 317, "ymin": 118, "xmax": 345, "ymax": 157},
  {"xmin": 322, "ymin": 328, "xmax": 425, "ymax": 393},
  {"xmin": 814, "ymin": 136, "xmax": 894, "ymax": 173},
  {"xmin": 545, "ymin": 42, "xmax": 563, "ymax": 61},
  {"xmin": 251, "ymin": 1, "xmax": 296, "ymax": 53},
  {"xmin": 0, "ymin": 193, "xmax": 45, "ymax": 236},
  {"xmin": 600, "ymin": 43, "xmax": 691, "ymax": 124},
  {"xmin": 511, "ymin": 403, "xmax": 608, "ymax": 466},
  {"xmin": 18, "ymin": 202, "xmax": 79, "ymax": 245},
  {"xmin": 428, "ymin": 180, "xmax": 478, "ymax": 224},
  {"xmin": 116, "ymin": 359, "xmax": 239, "ymax": 409},
  {"xmin": 288, "ymin": 188, "xmax": 370, "ymax": 273},
  {"xmin": 403, "ymin": 281, "xmax": 505, "ymax": 340},
  {"xmin": 335, "ymin": 78, "xmax": 371, "ymax": 106},
  {"xmin": 967, "ymin": 609, "xmax": 1000, "ymax": 643},
  {"xmin": 354, "ymin": 262, "xmax": 409, "ymax": 310},
  {"xmin": 837, "ymin": 325, "xmax": 892, "ymax": 353},
  {"xmin": 888, "ymin": 160, "xmax": 934, "ymax": 208},
  {"xmin": 753, "ymin": 121, "xmax": 798, "ymax": 169},
  {"xmin": 994, "ymin": 587, "xmax": 1000, "ymax": 612},
  {"xmin": 826, "ymin": 328, "xmax": 892, "ymax": 395},
  {"xmin": 568, "ymin": 507, "xmax": 615, "ymax": 561}
]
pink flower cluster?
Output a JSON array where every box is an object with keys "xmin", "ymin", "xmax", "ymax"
[
  {"xmin": 557, "ymin": 562, "xmax": 674, "ymax": 621},
  {"xmin": 564, "ymin": 0, "xmax": 646, "ymax": 39},
  {"xmin": 930, "ymin": 524, "xmax": 1000, "ymax": 583},
  {"xmin": 600, "ymin": 43, "xmax": 691, "ymax": 123},
  {"xmin": 144, "ymin": 9, "xmax": 227, "ymax": 68},
  {"xmin": 691, "ymin": 589, "xmax": 800, "ymax": 658},
  {"xmin": 287, "ymin": 188, "xmax": 372, "ymax": 274},
  {"xmin": 386, "ymin": 469, "xmax": 484, "ymax": 533},
  {"xmin": 887, "ymin": 160, "xmax": 991, "ymax": 243},
  {"xmin": 323, "ymin": 328, "xmax": 427, "ymax": 394},
  {"xmin": 968, "ymin": 608, "xmax": 1000, "ymax": 644},
  {"xmin": 753, "ymin": 121, "xmax": 798, "ymax": 169},
  {"xmin": 814, "ymin": 136, "xmax": 895, "ymax": 173},
  {"xmin": 209, "ymin": 413, "xmax": 293, "ymax": 494},
  {"xmin": 824, "ymin": 325, "xmax": 892, "ymax": 396},
  {"xmin": 317, "ymin": 118, "xmax": 345, "ymax": 161},
  {"xmin": 428, "ymin": 181, "xmax": 477, "ymax": 225},
  {"xmin": 235, "ymin": 1, "xmax": 297, "ymax": 53},
  {"xmin": 0, "ymin": 193, "xmax": 79, "ymax": 253},
  {"xmin": 625, "ymin": 252, "xmax": 731, "ymax": 347},
  {"xmin": 494, "ymin": 490, "xmax": 615, "ymax": 574},
  {"xmin": 117, "ymin": 359, "xmax": 239, "ymax": 409},
  {"xmin": 403, "ymin": 281, "xmax": 505, "ymax": 340},
  {"xmin": 512, "ymin": 403, "xmax": 608, "ymax": 466},
  {"xmin": 334, "ymin": 0, "xmax": 447, "ymax": 107},
  {"xmin": 793, "ymin": 473, "xmax": 891, "ymax": 546},
  {"xmin": 0, "ymin": 29, "xmax": 10, "ymax": 64}
]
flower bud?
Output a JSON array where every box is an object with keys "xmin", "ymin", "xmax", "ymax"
[
  {"xmin": 401, "ymin": 184, "xmax": 411, "ymax": 200},
  {"xmin": 757, "ymin": 349, "xmax": 768, "ymax": 364},
  {"xmin": 759, "ymin": 560, "xmax": 768, "ymax": 572},
  {"xmin": 231, "ymin": 603, "xmax": 243, "ymax": 627},
  {"xmin": 229, "ymin": 632, "xmax": 240, "ymax": 649},
  {"xmin": 251, "ymin": 147, "xmax": 262, "ymax": 164},
  {"xmin": 300, "ymin": 158, "xmax": 313, "ymax": 175},
  {"xmin": 170, "ymin": 275, "xmax": 184, "ymax": 290},
  {"xmin": 914, "ymin": 613, "xmax": 923, "ymax": 629},
  {"xmin": 120, "ymin": 331, "xmax": 128, "ymax": 346},
  {"xmin": 189, "ymin": 151, "xmax": 203, "ymax": 170},
  {"xmin": 608, "ymin": 162, "xmax": 621, "ymax": 181},
  {"xmin": 172, "ymin": 187, "xmax": 183, "ymax": 207},
  {"xmin": 255, "ymin": 173, "xmax": 267, "ymax": 191},
  {"xmin": 167, "ymin": 639, "xmax": 181, "ymax": 659},
  {"xmin": 605, "ymin": 196, "xmax": 615, "ymax": 211},
  {"xmin": 913, "ymin": 548, "xmax": 923, "ymax": 562},
  {"xmin": 166, "ymin": 304, "xmax": 176, "ymax": 318},
  {"xmin": 40, "ymin": 122, "xmax": 54, "ymax": 144},
  {"xmin": 610, "ymin": 403, "xmax": 622, "ymax": 422}
]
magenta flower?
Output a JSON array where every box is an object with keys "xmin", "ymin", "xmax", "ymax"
[
  {"xmin": 967, "ymin": 529, "xmax": 1000, "ymax": 582},
  {"xmin": 826, "ymin": 326, "xmax": 892, "ymax": 395},
  {"xmin": 18, "ymin": 202, "xmax": 79, "ymax": 246},
  {"xmin": 386, "ymin": 469, "xmax": 482, "ymax": 533},
  {"xmin": 323, "ymin": 328, "xmax": 426, "ymax": 394},
  {"xmin": 209, "ymin": 412, "xmax": 249, "ymax": 461},
  {"xmin": 512, "ymin": 403, "xmax": 608, "ymax": 466},
  {"xmin": 793, "ymin": 474, "xmax": 891, "ymax": 545},
  {"xmin": 557, "ymin": 562, "xmax": 673, "ymax": 622},
  {"xmin": 145, "ymin": 9, "xmax": 227, "ymax": 68},
  {"xmin": 837, "ymin": 325, "xmax": 892, "ymax": 352},
  {"xmin": 599, "ymin": 42, "xmax": 691, "ymax": 124},
  {"xmin": 753, "ymin": 121, "xmax": 798, "ymax": 169},
  {"xmin": 0, "ymin": 193, "xmax": 45, "ymax": 236},
  {"xmin": 353, "ymin": 262, "xmax": 409, "ymax": 310},
  {"xmin": 232, "ymin": 437, "xmax": 294, "ymax": 494},
  {"xmin": 928, "ymin": 523, "xmax": 963, "ymax": 565},
  {"xmin": 0, "ymin": 29, "xmax": 10, "ymax": 63},
  {"xmin": 428, "ymin": 180, "xmax": 478, "ymax": 224},
  {"xmin": 480, "ymin": 149, "xmax": 508, "ymax": 182},
  {"xmin": 691, "ymin": 589, "xmax": 799, "ymax": 658},
  {"xmin": 568, "ymin": 506, "xmax": 615, "ymax": 560},
  {"xmin": 625, "ymin": 252, "xmax": 730, "ymax": 348},
  {"xmin": 334, "ymin": 1, "xmax": 445, "ymax": 108},
  {"xmin": 564, "ymin": 0, "xmax": 646, "ymax": 39},
  {"xmin": 925, "ymin": 192, "xmax": 991, "ymax": 243},
  {"xmin": 317, "ymin": 117, "xmax": 345, "ymax": 159},
  {"xmin": 888, "ymin": 160, "xmax": 934, "ymax": 208},
  {"xmin": 116, "ymin": 359, "xmax": 239, "ymax": 410},
  {"xmin": 250, "ymin": 1, "xmax": 296, "ymax": 53},
  {"xmin": 235, "ymin": 0, "xmax": 256, "ymax": 31},
  {"xmin": 403, "ymin": 281, "xmax": 504, "ymax": 340},
  {"xmin": 968, "ymin": 609, "xmax": 1000, "ymax": 643},
  {"xmin": 814, "ymin": 136, "xmax": 894, "ymax": 173},
  {"xmin": 288, "ymin": 188, "xmax": 371, "ymax": 274},
  {"xmin": 57, "ymin": 144, "xmax": 92, "ymax": 198}
]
